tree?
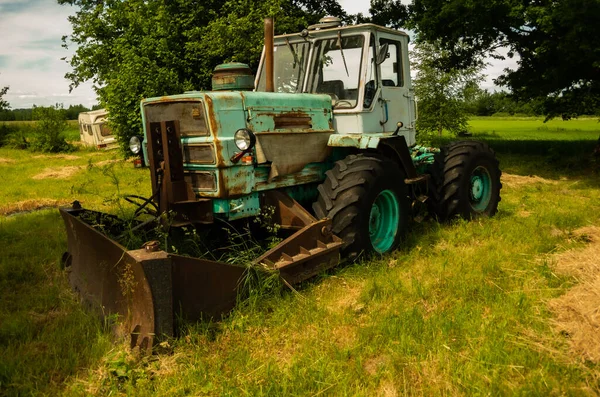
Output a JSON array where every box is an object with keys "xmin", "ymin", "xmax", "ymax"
[
  {"xmin": 65, "ymin": 104, "xmax": 90, "ymax": 120},
  {"xmin": 370, "ymin": 0, "xmax": 600, "ymax": 118},
  {"xmin": 0, "ymin": 74, "xmax": 8, "ymax": 111},
  {"xmin": 59, "ymin": 0, "xmax": 346, "ymax": 153},
  {"xmin": 412, "ymin": 40, "xmax": 484, "ymax": 138},
  {"xmin": 31, "ymin": 105, "xmax": 72, "ymax": 153}
]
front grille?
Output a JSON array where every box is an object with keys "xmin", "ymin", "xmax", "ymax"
[
  {"xmin": 184, "ymin": 171, "xmax": 217, "ymax": 191},
  {"xmin": 183, "ymin": 144, "xmax": 215, "ymax": 164},
  {"xmin": 144, "ymin": 101, "xmax": 209, "ymax": 137}
]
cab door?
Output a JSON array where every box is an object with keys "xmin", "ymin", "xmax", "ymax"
[{"xmin": 377, "ymin": 33, "xmax": 415, "ymax": 145}]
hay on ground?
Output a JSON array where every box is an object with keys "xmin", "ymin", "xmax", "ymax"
[
  {"xmin": 32, "ymin": 166, "xmax": 82, "ymax": 180},
  {"xmin": 33, "ymin": 154, "xmax": 80, "ymax": 160},
  {"xmin": 501, "ymin": 173, "xmax": 559, "ymax": 187},
  {"xmin": 549, "ymin": 226, "xmax": 600, "ymax": 362}
]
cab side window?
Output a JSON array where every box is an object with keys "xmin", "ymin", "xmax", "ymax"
[
  {"xmin": 379, "ymin": 38, "xmax": 403, "ymax": 87},
  {"xmin": 364, "ymin": 34, "xmax": 378, "ymax": 108}
]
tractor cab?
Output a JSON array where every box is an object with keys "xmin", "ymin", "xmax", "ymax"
[{"xmin": 255, "ymin": 17, "xmax": 417, "ymax": 146}]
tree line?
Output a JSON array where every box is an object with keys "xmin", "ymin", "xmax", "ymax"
[{"xmin": 0, "ymin": 104, "xmax": 101, "ymax": 121}]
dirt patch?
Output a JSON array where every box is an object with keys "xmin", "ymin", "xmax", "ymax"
[
  {"xmin": 0, "ymin": 157, "xmax": 15, "ymax": 164},
  {"xmin": 549, "ymin": 226, "xmax": 600, "ymax": 362},
  {"xmin": 364, "ymin": 355, "xmax": 390, "ymax": 376},
  {"xmin": 0, "ymin": 199, "xmax": 71, "ymax": 216},
  {"xmin": 502, "ymin": 173, "xmax": 559, "ymax": 187},
  {"xmin": 322, "ymin": 279, "xmax": 365, "ymax": 314},
  {"xmin": 32, "ymin": 166, "xmax": 82, "ymax": 180},
  {"xmin": 33, "ymin": 154, "xmax": 80, "ymax": 160}
]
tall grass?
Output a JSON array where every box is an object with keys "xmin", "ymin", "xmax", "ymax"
[{"xmin": 0, "ymin": 117, "xmax": 599, "ymax": 395}]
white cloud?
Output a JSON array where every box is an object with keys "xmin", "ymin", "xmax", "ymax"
[{"xmin": 0, "ymin": 1, "xmax": 97, "ymax": 109}]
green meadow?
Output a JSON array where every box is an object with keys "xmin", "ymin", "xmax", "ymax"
[{"xmin": 0, "ymin": 116, "xmax": 599, "ymax": 395}]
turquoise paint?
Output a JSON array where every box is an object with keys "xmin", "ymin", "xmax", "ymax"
[
  {"xmin": 213, "ymin": 193, "xmax": 261, "ymax": 220},
  {"xmin": 469, "ymin": 166, "xmax": 492, "ymax": 212},
  {"xmin": 369, "ymin": 189, "xmax": 400, "ymax": 253},
  {"xmin": 243, "ymin": 92, "xmax": 333, "ymax": 133},
  {"xmin": 411, "ymin": 145, "xmax": 440, "ymax": 174},
  {"xmin": 140, "ymin": 91, "xmax": 336, "ymax": 221}
]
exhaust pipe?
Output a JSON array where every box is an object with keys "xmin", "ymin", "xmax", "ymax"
[{"xmin": 264, "ymin": 17, "xmax": 274, "ymax": 92}]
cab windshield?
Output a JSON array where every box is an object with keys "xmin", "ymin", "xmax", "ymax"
[
  {"xmin": 256, "ymin": 41, "xmax": 309, "ymax": 93},
  {"xmin": 256, "ymin": 33, "xmax": 367, "ymax": 109},
  {"xmin": 309, "ymin": 35, "xmax": 364, "ymax": 108}
]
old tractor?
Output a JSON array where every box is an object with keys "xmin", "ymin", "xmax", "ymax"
[{"xmin": 60, "ymin": 17, "xmax": 501, "ymax": 350}]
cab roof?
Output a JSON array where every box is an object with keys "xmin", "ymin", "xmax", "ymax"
[{"xmin": 274, "ymin": 23, "xmax": 409, "ymax": 42}]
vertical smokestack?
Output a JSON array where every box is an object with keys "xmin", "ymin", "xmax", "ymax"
[{"xmin": 264, "ymin": 18, "xmax": 274, "ymax": 93}]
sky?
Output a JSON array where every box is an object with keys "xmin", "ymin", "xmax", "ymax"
[
  {"xmin": 0, "ymin": 0, "xmax": 518, "ymax": 110},
  {"xmin": 0, "ymin": 0, "xmax": 96, "ymax": 109}
]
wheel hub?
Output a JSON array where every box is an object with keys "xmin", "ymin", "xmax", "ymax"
[
  {"xmin": 368, "ymin": 190, "xmax": 400, "ymax": 254},
  {"xmin": 470, "ymin": 176, "xmax": 484, "ymax": 201},
  {"xmin": 469, "ymin": 166, "xmax": 492, "ymax": 212}
]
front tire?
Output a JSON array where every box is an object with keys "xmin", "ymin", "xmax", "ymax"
[
  {"xmin": 313, "ymin": 154, "xmax": 410, "ymax": 259},
  {"xmin": 432, "ymin": 141, "xmax": 502, "ymax": 220}
]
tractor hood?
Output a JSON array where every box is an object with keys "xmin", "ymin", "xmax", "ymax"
[{"xmin": 140, "ymin": 91, "xmax": 335, "ymax": 182}]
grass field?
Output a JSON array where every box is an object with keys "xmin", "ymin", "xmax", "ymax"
[{"xmin": 1, "ymin": 117, "xmax": 599, "ymax": 395}]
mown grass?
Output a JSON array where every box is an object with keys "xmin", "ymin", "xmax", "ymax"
[
  {"xmin": 0, "ymin": 147, "xmax": 149, "ymax": 212},
  {"xmin": 469, "ymin": 116, "xmax": 599, "ymax": 179},
  {"xmin": 1, "ymin": 117, "xmax": 599, "ymax": 395}
]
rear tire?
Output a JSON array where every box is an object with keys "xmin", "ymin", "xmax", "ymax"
[
  {"xmin": 432, "ymin": 141, "xmax": 502, "ymax": 220},
  {"xmin": 313, "ymin": 154, "xmax": 410, "ymax": 259}
]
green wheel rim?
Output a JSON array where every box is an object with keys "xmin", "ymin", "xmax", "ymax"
[
  {"xmin": 369, "ymin": 189, "xmax": 400, "ymax": 253},
  {"xmin": 469, "ymin": 166, "xmax": 492, "ymax": 212}
]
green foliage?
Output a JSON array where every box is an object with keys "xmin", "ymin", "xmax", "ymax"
[
  {"xmin": 59, "ymin": 0, "xmax": 346, "ymax": 154},
  {"xmin": 465, "ymin": 90, "xmax": 546, "ymax": 117},
  {"xmin": 370, "ymin": 0, "xmax": 600, "ymax": 119},
  {"xmin": 0, "ymin": 108, "xmax": 33, "ymax": 121},
  {"xmin": 30, "ymin": 105, "xmax": 73, "ymax": 153},
  {"xmin": 412, "ymin": 40, "xmax": 483, "ymax": 139},
  {"xmin": 0, "ymin": 104, "xmax": 92, "ymax": 121},
  {"xmin": 0, "ymin": 85, "xmax": 8, "ymax": 111},
  {"xmin": 0, "ymin": 123, "xmax": 36, "ymax": 149}
]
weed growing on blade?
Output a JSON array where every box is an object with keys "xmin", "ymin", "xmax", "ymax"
[{"xmin": 236, "ymin": 264, "xmax": 283, "ymax": 312}]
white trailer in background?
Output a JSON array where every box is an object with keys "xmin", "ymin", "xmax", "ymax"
[{"xmin": 78, "ymin": 109, "xmax": 117, "ymax": 149}]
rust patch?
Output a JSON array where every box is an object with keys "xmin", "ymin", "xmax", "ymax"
[
  {"xmin": 32, "ymin": 166, "xmax": 81, "ymax": 180},
  {"xmin": 213, "ymin": 139, "xmax": 226, "ymax": 168},
  {"xmin": 205, "ymin": 96, "xmax": 219, "ymax": 137},
  {"xmin": 0, "ymin": 198, "xmax": 71, "ymax": 216},
  {"xmin": 273, "ymin": 111, "xmax": 312, "ymax": 130},
  {"xmin": 549, "ymin": 226, "xmax": 600, "ymax": 362}
]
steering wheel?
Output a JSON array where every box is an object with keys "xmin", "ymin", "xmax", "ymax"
[{"xmin": 333, "ymin": 100, "xmax": 354, "ymax": 109}]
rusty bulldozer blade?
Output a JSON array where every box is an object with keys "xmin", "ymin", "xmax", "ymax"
[{"xmin": 60, "ymin": 193, "xmax": 342, "ymax": 351}]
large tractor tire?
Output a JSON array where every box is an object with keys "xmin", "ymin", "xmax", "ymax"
[
  {"xmin": 432, "ymin": 141, "xmax": 502, "ymax": 220},
  {"xmin": 313, "ymin": 154, "xmax": 410, "ymax": 259}
]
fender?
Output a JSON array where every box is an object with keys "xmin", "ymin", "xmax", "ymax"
[{"xmin": 327, "ymin": 134, "xmax": 418, "ymax": 179}]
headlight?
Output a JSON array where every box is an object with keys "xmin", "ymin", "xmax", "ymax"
[
  {"xmin": 129, "ymin": 136, "xmax": 142, "ymax": 154},
  {"xmin": 234, "ymin": 129, "xmax": 256, "ymax": 151}
]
